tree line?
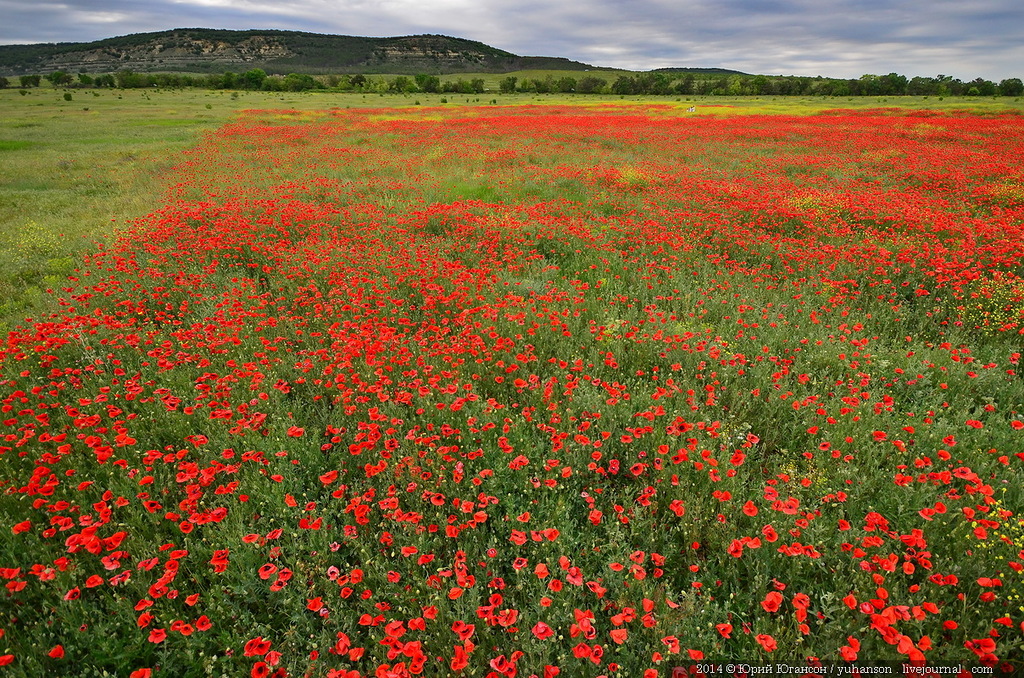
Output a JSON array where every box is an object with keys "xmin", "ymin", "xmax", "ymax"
[
  {"xmin": 0, "ymin": 69, "xmax": 486, "ymax": 93},
  {"xmin": 2, "ymin": 68, "xmax": 1022, "ymax": 97}
]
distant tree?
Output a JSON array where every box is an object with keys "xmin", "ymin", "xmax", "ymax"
[
  {"xmin": 93, "ymin": 74, "xmax": 116, "ymax": 88},
  {"xmin": 611, "ymin": 76, "xmax": 636, "ymax": 95},
  {"xmin": 810, "ymin": 79, "xmax": 837, "ymax": 96},
  {"xmin": 389, "ymin": 76, "xmax": 415, "ymax": 93},
  {"xmin": 204, "ymin": 72, "xmax": 238, "ymax": 89},
  {"xmin": 554, "ymin": 77, "xmax": 576, "ymax": 93},
  {"xmin": 261, "ymin": 75, "xmax": 285, "ymax": 91},
  {"xmin": 19, "ymin": 75, "xmax": 41, "ymax": 87},
  {"xmin": 906, "ymin": 76, "xmax": 937, "ymax": 96},
  {"xmin": 515, "ymin": 79, "xmax": 536, "ymax": 93},
  {"xmin": 750, "ymin": 74, "xmax": 771, "ymax": 95},
  {"xmin": 769, "ymin": 76, "xmax": 790, "ymax": 95},
  {"xmin": 635, "ymin": 72, "xmax": 672, "ymax": 95},
  {"xmin": 531, "ymin": 77, "xmax": 554, "ymax": 94},
  {"xmin": 878, "ymin": 72, "xmax": 908, "ymax": 95},
  {"xmin": 364, "ymin": 77, "xmax": 390, "ymax": 93},
  {"xmin": 349, "ymin": 74, "xmax": 367, "ymax": 90},
  {"xmin": 151, "ymin": 73, "xmax": 190, "ymax": 88},
  {"xmin": 934, "ymin": 74, "xmax": 964, "ymax": 97},
  {"xmin": 439, "ymin": 78, "xmax": 478, "ymax": 94},
  {"xmin": 998, "ymin": 77, "xmax": 1024, "ymax": 97},
  {"xmin": 858, "ymin": 74, "xmax": 881, "ymax": 95},
  {"xmin": 283, "ymin": 73, "xmax": 318, "ymax": 91},
  {"xmin": 577, "ymin": 76, "xmax": 606, "ymax": 94},
  {"xmin": 799, "ymin": 77, "xmax": 822, "ymax": 95},
  {"xmin": 838, "ymin": 78, "xmax": 859, "ymax": 96},
  {"xmin": 691, "ymin": 77, "xmax": 715, "ymax": 95},
  {"xmin": 414, "ymin": 74, "xmax": 440, "ymax": 93},
  {"xmin": 725, "ymin": 75, "xmax": 746, "ymax": 95},
  {"xmin": 77, "ymin": 73, "xmax": 93, "ymax": 86},
  {"xmin": 241, "ymin": 69, "xmax": 267, "ymax": 90},
  {"xmin": 498, "ymin": 76, "xmax": 517, "ymax": 94},
  {"xmin": 709, "ymin": 77, "xmax": 729, "ymax": 95},
  {"xmin": 966, "ymin": 77, "xmax": 996, "ymax": 96},
  {"xmin": 46, "ymin": 70, "xmax": 73, "ymax": 86},
  {"xmin": 770, "ymin": 76, "xmax": 799, "ymax": 95},
  {"xmin": 115, "ymin": 70, "xmax": 148, "ymax": 88},
  {"xmin": 0, "ymin": 76, "xmax": 8, "ymax": 89},
  {"xmin": 673, "ymin": 74, "xmax": 694, "ymax": 95}
]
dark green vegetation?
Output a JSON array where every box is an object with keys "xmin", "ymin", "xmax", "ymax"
[{"xmin": 0, "ymin": 29, "xmax": 606, "ymax": 76}]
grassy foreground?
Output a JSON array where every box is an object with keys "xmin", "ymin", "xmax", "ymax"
[{"xmin": 0, "ymin": 92, "xmax": 1023, "ymax": 676}]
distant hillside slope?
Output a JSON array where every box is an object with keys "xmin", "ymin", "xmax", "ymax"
[
  {"xmin": 0, "ymin": 29, "xmax": 606, "ymax": 75},
  {"xmin": 651, "ymin": 67, "xmax": 747, "ymax": 75}
]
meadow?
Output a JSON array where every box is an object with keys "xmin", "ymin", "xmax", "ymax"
[{"xmin": 0, "ymin": 89, "xmax": 1023, "ymax": 676}]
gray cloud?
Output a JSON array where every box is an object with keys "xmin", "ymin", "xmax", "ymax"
[{"xmin": 0, "ymin": 0, "xmax": 1020, "ymax": 80}]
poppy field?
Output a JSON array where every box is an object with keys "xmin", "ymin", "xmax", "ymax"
[{"xmin": 1, "ymin": 102, "xmax": 1023, "ymax": 676}]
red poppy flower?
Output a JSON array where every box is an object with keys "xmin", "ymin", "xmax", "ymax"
[
  {"xmin": 532, "ymin": 622, "xmax": 554, "ymax": 640},
  {"xmin": 755, "ymin": 633, "xmax": 777, "ymax": 652},
  {"xmin": 243, "ymin": 636, "xmax": 271, "ymax": 657},
  {"xmin": 762, "ymin": 591, "xmax": 784, "ymax": 613}
]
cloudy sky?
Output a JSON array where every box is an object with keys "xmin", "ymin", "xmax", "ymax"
[{"xmin": 0, "ymin": 0, "xmax": 1020, "ymax": 81}]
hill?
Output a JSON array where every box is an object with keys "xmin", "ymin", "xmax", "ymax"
[
  {"xmin": 0, "ymin": 29, "xmax": 609, "ymax": 76},
  {"xmin": 651, "ymin": 66, "xmax": 747, "ymax": 75}
]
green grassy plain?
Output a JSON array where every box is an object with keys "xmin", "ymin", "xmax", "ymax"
[{"xmin": 1, "ymin": 87, "xmax": 1021, "ymax": 333}]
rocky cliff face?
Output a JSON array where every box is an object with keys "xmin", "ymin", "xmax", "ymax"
[
  {"xmin": 37, "ymin": 35, "xmax": 294, "ymax": 73},
  {"xmin": 362, "ymin": 35, "xmax": 519, "ymax": 71}
]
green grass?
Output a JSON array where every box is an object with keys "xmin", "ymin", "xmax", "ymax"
[
  {"xmin": 0, "ymin": 140, "xmax": 36, "ymax": 151},
  {"xmin": 0, "ymin": 88, "xmax": 396, "ymax": 327},
  {"xmin": 0, "ymin": 89, "xmax": 274, "ymax": 331}
]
